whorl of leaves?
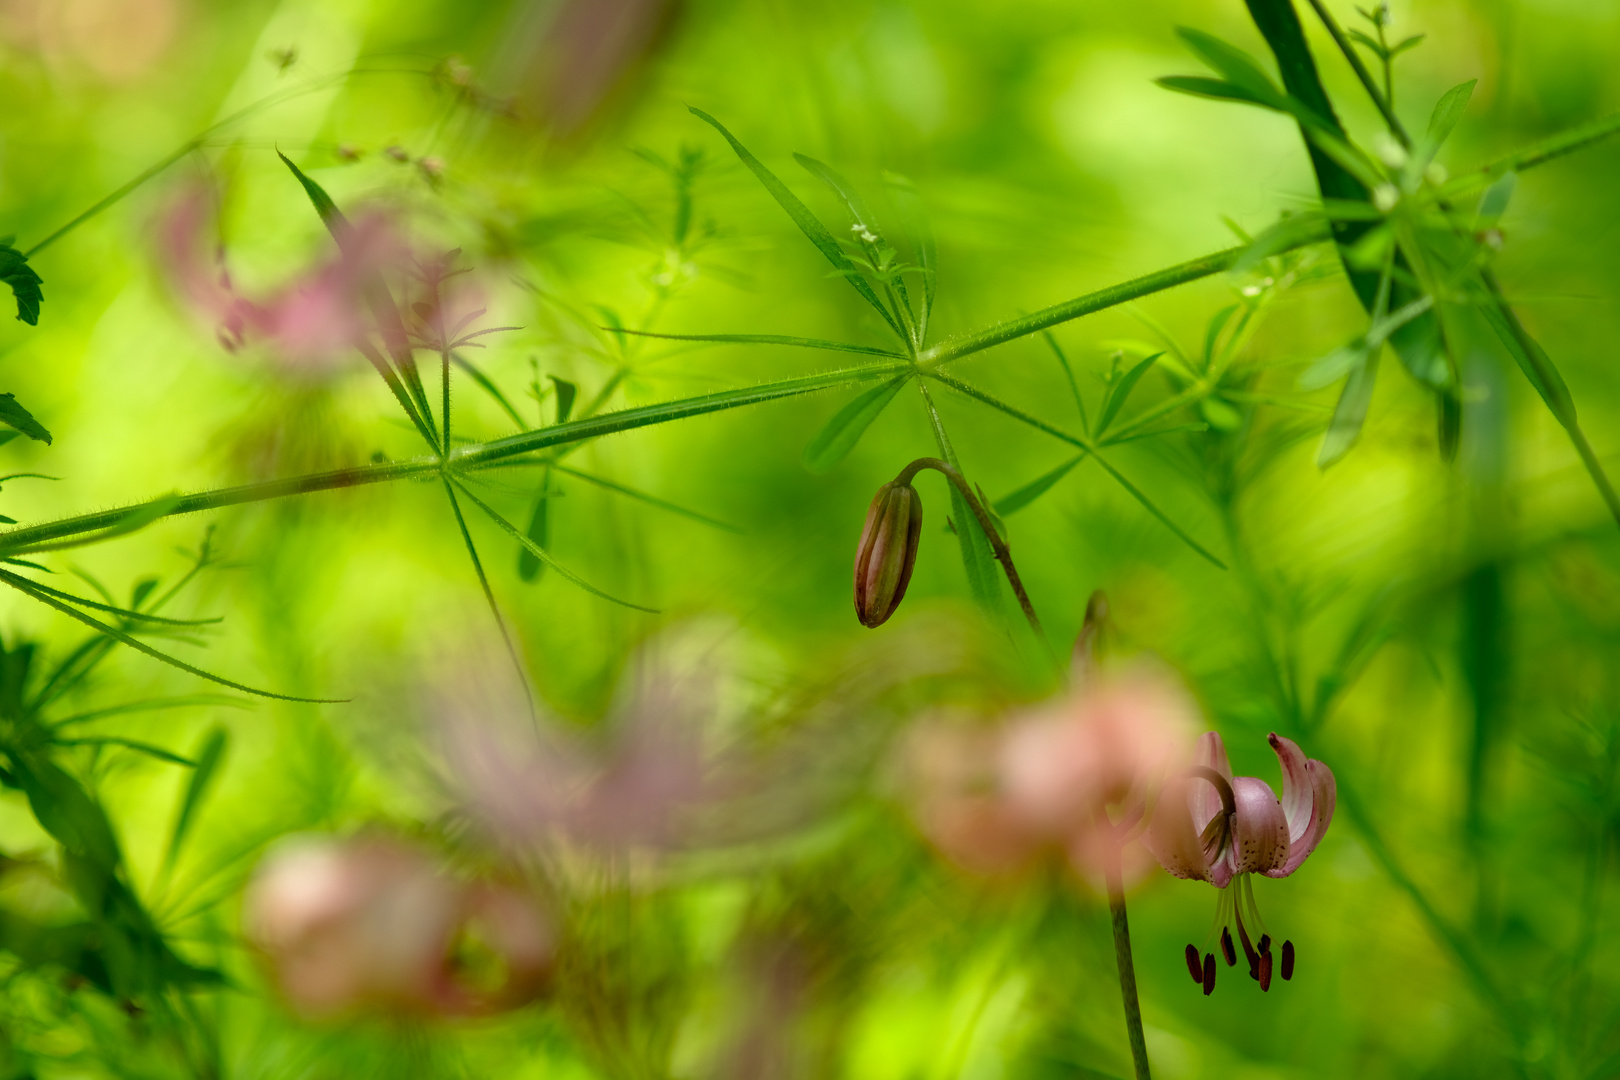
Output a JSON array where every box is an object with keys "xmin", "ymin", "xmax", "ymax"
[{"xmin": 0, "ymin": 239, "xmax": 43, "ymax": 326}]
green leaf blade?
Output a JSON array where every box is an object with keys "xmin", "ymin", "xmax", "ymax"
[
  {"xmin": 803, "ymin": 375, "xmax": 909, "ymax": 474},
  {"xmin": 0, "ymin": 241, "xmax": 44, "ymax": 326}
]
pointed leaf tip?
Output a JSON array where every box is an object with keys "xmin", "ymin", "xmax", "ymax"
[{"xmin": 0, "ymin": 241, "xmax": 44, "ymax": 326}]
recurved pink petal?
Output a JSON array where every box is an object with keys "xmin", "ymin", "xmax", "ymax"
[
  {"xmin": 1228, "ymin": 776, "xmax": 1290, "ymax": 875},
  {"xmin": 1189, "ymin": 731, "xmax": 1232, "ymax": 833},
  {"xmin": 1264, "ymin": 757, "xmax": 1336, "ymax": 878},
  {"xmin": 1144, "ymin": 775, "xmax": 1210, "ymax": 883},
  {"xmin": 1268, "ymin": 733, "xmax": 1314, "ymax": 844}
]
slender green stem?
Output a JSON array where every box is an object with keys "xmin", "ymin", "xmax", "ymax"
[
  {"xmin": 1104, "ymin": 840, "xmax": 1152, "ymax": 1080},
  {"xmin": 1303, "ymin": 0, "xmax": 1411, "ymax": 146},
  {"xmin": 918, "ymin": 228, "xmax": 1330, "ymax": 369},
  {"xmin": 895, "ymin": 457, "xmax": 1048, "ymax": 646}
]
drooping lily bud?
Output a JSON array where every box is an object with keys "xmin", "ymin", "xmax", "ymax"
[{"xmin": 853, "ymin": 479, "xmax": 922, "ymax": 628}]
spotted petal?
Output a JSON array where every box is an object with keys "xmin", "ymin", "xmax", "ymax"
[
  {"xmin": 1228, "ymin": 776, "xmax": 1290, "ymax": 875},
  {"xmin": 1268, "ymin": 733, "xmax": 1314, "ymax": 844},
  {"xmin": 1144, "ymin": 774, "xmax": 1211, "ymax": 883},
  {"xmin": 1263, "ymin": 756, "xmax": 1335, "ymax": 878}
]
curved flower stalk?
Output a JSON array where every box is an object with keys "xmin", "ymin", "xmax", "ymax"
[
  {"xmin": 1145, "ymin": 731, "xmax": 1335, "ymax": 995},
  {"xmin": 243, "ymin": 835, "xmax": 552, "ymax": 1019}
]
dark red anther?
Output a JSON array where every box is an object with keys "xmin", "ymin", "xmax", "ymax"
[
  {"xmin": 1202, "ymin": 953, "xmax": 1216, "ymax": 996},
  {"xmin": 1258, "ymin": 933, "xmax": 1271, "ymax": 956},
  {"xmin": 1258, "ymin": 951, "xmax": 1273, "ymax": 992},
  {"xmin": 1185, "ymin": 944, "xmax": 1203, "ymax": 983},
  {"xmin": 1220, "ymin": 927, "xmax": 1236, "ymax": 967},
  {"xmin": 1281, "ymin": 940, "xmax": 1295, "ymax": 981}
]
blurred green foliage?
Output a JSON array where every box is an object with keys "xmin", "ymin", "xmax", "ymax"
[{"xmin": 1, "ymin": 0, "xmax": 1620, "ymax": 1076}]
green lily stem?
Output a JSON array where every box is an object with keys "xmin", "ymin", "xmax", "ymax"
[
  {"xmin": 1103, "ymin": 838, "xmax": 1153, "ymax": 1080},
  {"xmin": 894, "ymin": 457, "xmax": 1048, "ymax": 645}
]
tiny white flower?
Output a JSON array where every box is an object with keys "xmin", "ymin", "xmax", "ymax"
[
  {"xmin": 1373, "ymin": 184, "xmax": 1400, "ymax": 212},
  {"xmin": 1425, "ymin": 161, "xmax": 1448, "ymax": 185},
  {"xmin": 1373, "ymin": 132, "xmax": 1408, "ymax": 169}
]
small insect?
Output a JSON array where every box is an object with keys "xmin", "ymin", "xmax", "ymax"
[{"xmin": 267, "ymin": 46, "xmax": 298, "ymax": 73}]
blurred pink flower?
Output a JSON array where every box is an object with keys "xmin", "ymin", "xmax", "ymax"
[
  {"xmin": 1144, "ymin": 731, "xmax": 1336, "ymax": 995},
  {"xmin": 156, "ymin": 184, "xmax": 405, "ymax": 370},
  {"xmin": 243, "ymin": 834, "xmax": 552, "ymax": 1019},
  {"xmin": 907, "ymin": 666, "xmax": 1200, "ymax": 885},
  {"xmin": 443, "ymin": 672, "xmax": 709, "ymax": 853}
]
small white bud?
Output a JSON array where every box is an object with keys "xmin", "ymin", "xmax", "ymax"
[
  {"xmin": 1373, "ymin": 184, "xmax": 1400, "ymax": 212},
  {"xmin": 1425, "ymin": 161, "xmax": 1448, "ymax": 185},
  {"xmin": 1373, "ymin": 133, "xmax": 1408, "ymax": 169}
]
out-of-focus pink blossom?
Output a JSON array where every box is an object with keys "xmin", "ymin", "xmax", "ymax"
[
  {"xmin": 243, "ymin": 835, "xmax": 552, "ymax": 1018},
  {"xmin": 906, "ymin": 666, "xmax": 1200, "ymax": 885},
  {"xmin": 443, "ymin": 671, "xmax": 710, "ymax": 853},
  {"xmin": 156, "ymin": 184, "xmax": 405, "ymax": 370}
]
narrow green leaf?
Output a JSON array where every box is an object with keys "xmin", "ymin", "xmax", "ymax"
[
  {"xmin": 603, "ymin": 328, "xmax": 905, "ymax": 358},
  {"xmin": 1425, "ymin": 79, "xmax": 1477, "ymax": 151},
  {"xmin": 551, "ymin": 464, "xmax": 741, "ymax": 533},
  {"xmin": 1476, "ymin": 297, "xmax": 1575, "ymax": 426},
  {"xmin": 1097, "ymin": 353, "xmax": 1163, "ymax": 435},
  {"xmin": 12, "ymin": 575, "xmax": 222, "ymax": 627},
  {"xmin": 517, "ymin": 470, "xmax": 551, "ymax": 583},
  {"xmin": 0, "ymin": 569, "xmax": 343, "ymax": 702},
  {"xmin": 1476, "ymin": 172, "xmax": 1516, "ymax": 227},
  {"xmin": 11, "ymin": 755, "xmax": 120, "ymax": 869},
  {"xmin": 1175, "ymin": 28, "xmax": 1291, "ymax": 108},
  {"xmin": 687, "ymin": 108, "xmax": 906, "ymax": 343},
  {"xmin": 1087, "ymin": 455, "xmax": 1228, "ymax": 569},
  {"xmin": 275, "ymin": 151, "xmax": 343, "ymax": 226},
  {"xmin": 450, "ymin": 479, "xmax": 659, "ymax": 613},
  {"xmin": 885, "ymin": 172, "xmax": 937, "ymax": 322},
  {"xmin": 59, "ymin": 737, "xmax": 195, "ymax": 767},
  {"xmin": 995, "ymin": 454, "xmax": 1087, "ymax": 517},
  {"xmin": 0, "ymin": 241, "xmax": 44, "ymax": 325},
  {"xmin": 0, "ymin": 394, "xmax": 51, "ymax": 445},
  {"xmin": 1044, "ymin": 332, "xmax": 1090, "ymax": 435},
  {"xmin": 551, "ymin": 377, "xmax": 578, "ymax": 424},
  {"xmin": 1156, "ymin": 76, "xmax": 1281, "ymax": 111},
  {"xmin": 794, "ymin": 154, "xmax": 883, "ymax": 240},
  {"xmin": 164, "ymin": 726, "xmax": 228, "ymax": 869},
  {"xmin": 1318, "ymin": 350, "xmax": 1381, "ymax": 467},
  {"xmin": 803, "ymin": 375, "xmax": 908, "ymax": 474},
  {"xmin": 452, "ymin": 355, "xmax": 528, "ymax": 432}
]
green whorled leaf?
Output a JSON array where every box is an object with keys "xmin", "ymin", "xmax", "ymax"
[
  {"xmin": 1043, "ymin": 332, "xmax": 1091, "ymax": 434},
  {"xmin": 1318, "ymin": 351, "xmax": 1382, "ymax": 468},
  {"xmin": 793, "ymin": 154, "xmax": 883, "ymax": 240},
  {"xmin": 1425, "ymin": 79, "xmax": 1478, "ymax": 152},
  {"xmin": 1174, "ymin": 28, "xmax": 1292, "ymax": 109},
  {"xmin": 0, "ymin": 431, "xmax": 19, "ymax": 450},
  {"xmin": 1156, "ymin": 75, "xmax": 1282, "ymax": 111},
  {"xmin": 452, "ymin": 355, "xmax": 528, "ymax": 431},
  {"xmin": 687, "ymin": 108, "xmax": 906, "ymax": 343},
  {"xmin": 517, "ymin": 471, "xmax": 552, "ymax": 583},
  {"xmin": 1300, "ymin": 343, "xmax": 1369, "ymax": 391},
  {"xmin": 1477, "ymin": 298, "xmax": 1576, "ymax": 426},
  {"xmin": 1477, "ymin": 172, "xmax": 1517, "ymax": 227},
  {"xmin": 276, "ymin": 151, "xmax": 344, "ymax": 226},
  {"xmin": 550, "ymin": 376, "xmax": 578, "ymax": 424},
  {"xmin": 1096, "ymin": 352, "xmax": 1163, "ymax": 435},
  {"xmin": 0, "ymin": 240, "xmax": 43, "ymax": 325},
  {"xmin": 884, "ymin": 172, "xmax": 937, "ymax": 321},
  {"xmin": 1344, "ymin": 223, "xmax": 1396, "ymax": 271},
  {"xmin": 995, "ymin": 454, "xmax": 1086, "ymax": 517},
  {"xmin": 1088, "ymin": 454, "xmax": 1228, "ymax": 568},
  {"xmin": 163, "ymin": 726, "xmax": 227, "ymax": 869},
  {"xmin": 450, "ymin": 479, "xmax": 659, "ymax": 613},
  {"xmin": 16, "ymin": 575, "xmax": 220, "ymax": 627},
  {"xmin": 803, "ymin": 375, "xmax": 908, "ymax": 474},
  {"xmin": 1232, "ymin": 212, "xmax": 1334, "ymax": 274},
  {"xmin": 551, "ymin": 464, "xmax": 741, "ymax": 533},
  {"xmin": 1202, "ymin": 306, "xmax": 1238, "ymax": 365},
  {"xmin": 0, "ymin": 394, "xmax": 51, "ymax": 445},
  {"xmin": 603, "ymin": 328, "xmax": 906, "ymax": 359},
  {"xmin": 58, "ymin": 736, "xmax": 194, "ymax": 766},
  {"xmin": 11, "ymin": 754, "xmax": 120, "ymax": 871},
  {"xmin": 0, "ymin": 568, "xmax": 345, "ymax": 702}
]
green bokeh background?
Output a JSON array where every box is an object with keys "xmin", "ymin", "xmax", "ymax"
[{"xmin": 1, "ymin": 0, "xmax": 1619, "ymax": 1075}]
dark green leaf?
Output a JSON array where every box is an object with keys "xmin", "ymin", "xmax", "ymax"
[
  {"xmin": 276, "ymin": 151, "xmax": 344, "ymax": 226},
  {"xmin": 995, "ymin": 454, "xmax": 1086, "ymax": 517},
  {"xmin": 551, "ymin": 376, "xmax": 578, "ymax": 424},
  {"xmin": 1477, "ymin": 172, "xmax": 1516, "ymax": 227},
  {"xmin": 163, "ymin": 726, "xmax": 228, "ymax": 869},
  {"xmin": 687, "ymin": 108, "xmax": 907, "ymax": 343},
  {"xmin": 1156, "ymin": 76, "xmax": 1281, "ymax": 111},
  {"xmin": 1175, "ymin": 28, "xmax": 1290, "ymax": 107},
  {"xmin": 803, "ymin": 375, "xmax": 908, "ymax": 474},
  {"xmin": 452, "ymin": 355, "xmax": 529, "ymax": 431},
  {"xmin": 1088, "ymin": 454, "xmax": 1227, "ymax": 568},
  {"xmin": 917, "ymin": 384, "xmax": 1001, "ymax": 612},
  {"xmin": 0, "ymin": 394, "xmax": 51, "ymax": 445},
  {"xmin": 551, "ymin": 464, "xmax": 741, "ymax": 533},
  {"xmin": 1096, "ymin": 353, "xmax": 1163, "ymax": 435},
  {"xmin": 0, "ymin": 240, "xmax": 43, "ymax": 325},
  {"xmin": 59, "ymin": 736, "xmax": 195, "ymax": 766},
  {"xmin": 517, "ymin": 471, "xmax": 551, "ymax": 582},
  {"xmin": 1477, "ymin": 297, "xmax": 1576, "ymax": 426}
]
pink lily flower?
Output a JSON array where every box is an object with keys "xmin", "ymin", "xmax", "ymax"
[{"xmin": 1145, "ymin": 731, "xmax": 1335, "ymax": 995}]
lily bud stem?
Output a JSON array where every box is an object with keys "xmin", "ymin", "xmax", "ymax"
[
  {"xmin": 1102, "ymin": 834, "xmax": 1154, "ymax": 1080},
  {"xmin": 893, "ymin": 458, "xmax": 1050, "ymax": 649}
]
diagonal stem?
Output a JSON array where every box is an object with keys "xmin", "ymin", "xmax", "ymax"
[
  {"xmin": 1102, "ymin": 832, "xmax": 1153, "ymax": 1080},
  {"xmin": 1302, "ymin": 0, "xmax": 1411, "ymax": 146}
]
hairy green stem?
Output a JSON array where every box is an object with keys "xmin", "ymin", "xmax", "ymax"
[{"xmin": 895, "ymin": 457, "xmax": 1048, "ymax": 645}]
